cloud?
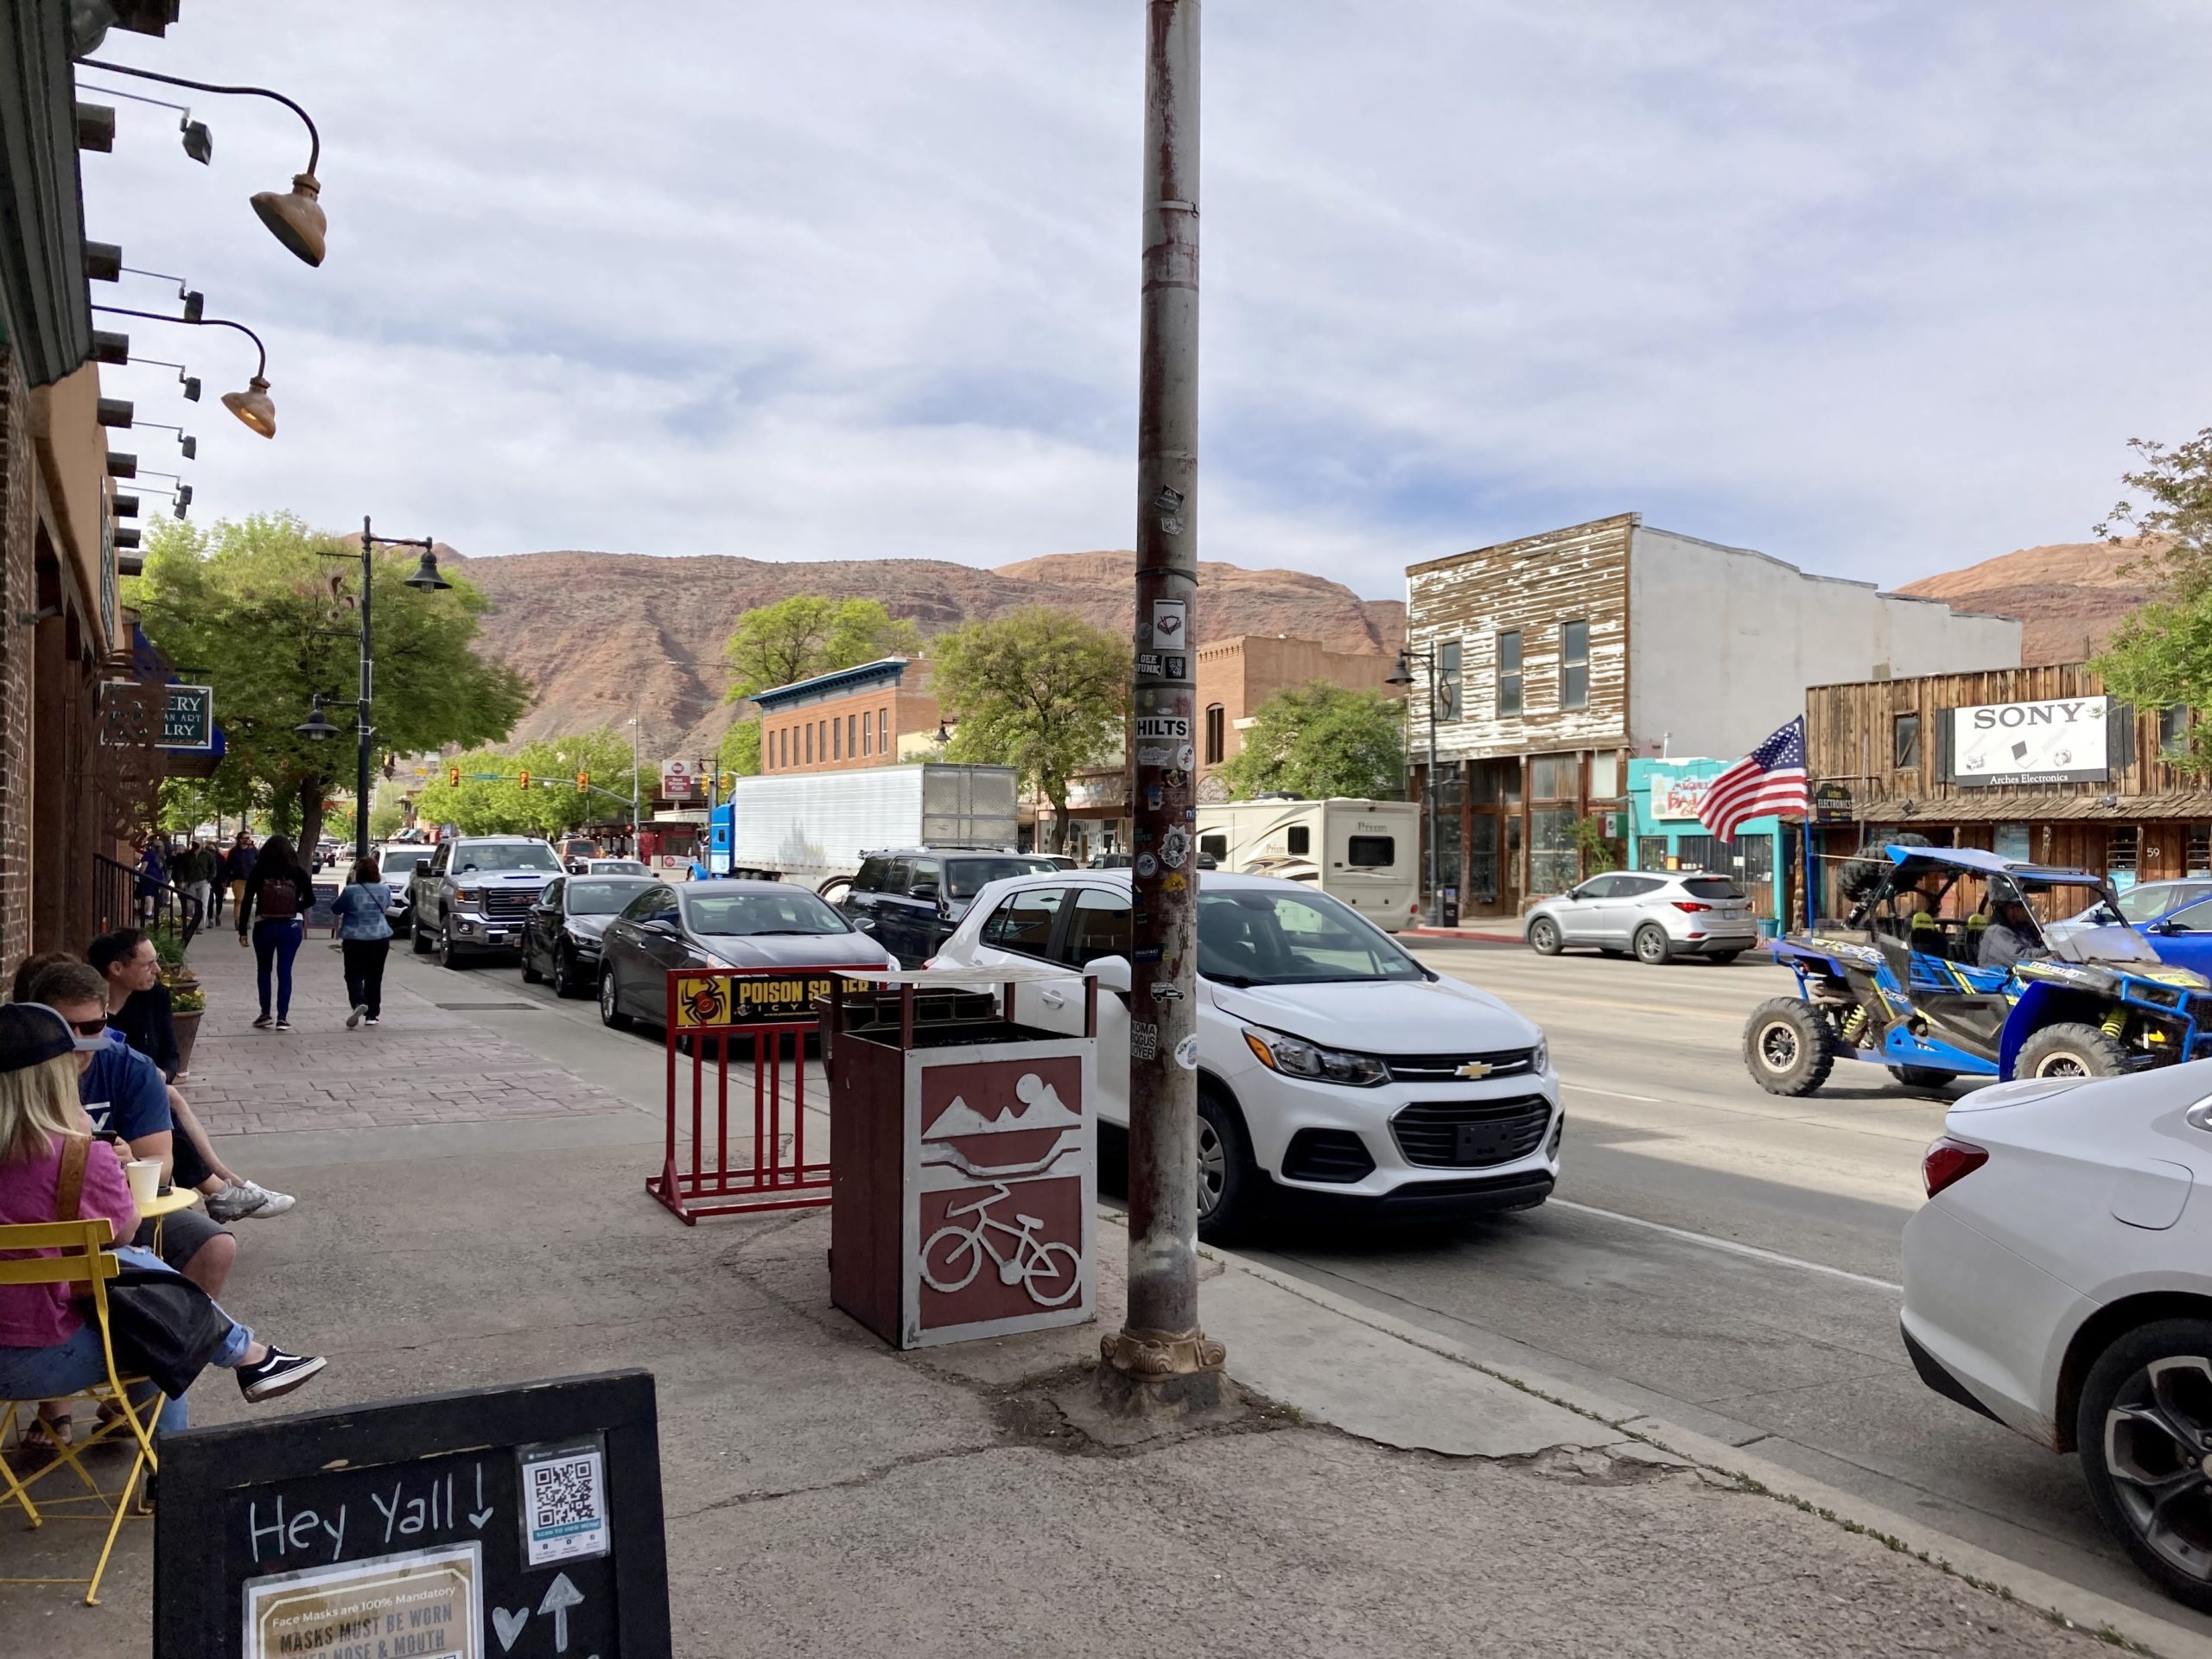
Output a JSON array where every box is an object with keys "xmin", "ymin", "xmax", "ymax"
[{"xmin": 79, "ymin": 0, "xmax": 2212, "ymax": 602}]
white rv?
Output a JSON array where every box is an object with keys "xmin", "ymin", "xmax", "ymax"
[{"xmin": 1193, "ymin": 798, "xmax": 1421, "ymax": 932}]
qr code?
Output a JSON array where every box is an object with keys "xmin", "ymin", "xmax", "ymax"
[{"xmin": 531, "ymin": 1457, "xmax": 599, "ymax": 1531}]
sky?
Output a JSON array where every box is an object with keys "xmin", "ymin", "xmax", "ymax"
[{"xmin": 77, "ymin": 1, "xmax": 2212, "ymax": 601}]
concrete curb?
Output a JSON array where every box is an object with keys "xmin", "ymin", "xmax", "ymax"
[
  {"xmin": 1201, "ymin": 1236, "xmax": 2212, "ymax": 1659},
  {"xmin": 1402, "ymin": 925, "xmax": 1527, "ymax": 944}
]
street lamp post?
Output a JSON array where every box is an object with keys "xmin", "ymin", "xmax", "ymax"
[
  {"xmin": 298, "ymin": 518, "xmax": 450, "ymax": 860},
  {"xmin": 1388, "ymin": 646, "xmax": 1445, "ymax": 927}
]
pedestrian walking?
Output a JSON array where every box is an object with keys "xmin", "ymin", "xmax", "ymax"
[
  {"xmin": 329, "ymin": 855, "xmax": 393, "ymax": 1028},
  {"xmin": 134, "ymin": 835, "xmax": 168, "ymax": 925},
  {"xmin": 235, "ymin": 834, "xmax": 313, "ymax": 1031},
  {"xmin": 222, "ymin": 832, "xmax": 257, "ymax": 925},
  {"xmin": 175, "ymin": 836, "xmax": 216, "ymax": 931}
]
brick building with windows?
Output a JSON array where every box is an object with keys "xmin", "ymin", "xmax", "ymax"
[
  {"xmin": 754, "ymin": 658, "xmax": 943, "ymax": 774},
  {"xmin": 1193, "ymin": 633, "xmax": 1402, "ymax": 799},
  {"xmin": 1402, "ymin": 513, "xmax": 2020, "ymax": 921}
]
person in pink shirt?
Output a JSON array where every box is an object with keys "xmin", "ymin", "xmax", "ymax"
[{"xmin": 0, "ymin": 1003, "xmax": 324, "ymax": 1462}]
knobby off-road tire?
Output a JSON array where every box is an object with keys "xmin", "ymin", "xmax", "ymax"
[
  {"xmin": 1634, "ymin": 924, "xmax": 1672, "ymax": 966},
  {"xmin": 1527, "ymin": 917, "xmax": 1563, "ymax": 957},
  {"xmin": 1888, "ymin": 1065, "xmax": 1957, "ymax": 1089},
  {"xmin": 2077, "ymin": 1319, "xmax": 2212, "ymax": 1612},
  {"xmin": 2015, "ymin": 1022, "xmax": 2132, "ymax": 1080},
  {"xmin": 1744, "ymin": 998, "xmax": 1836, "ymax": 1096}
]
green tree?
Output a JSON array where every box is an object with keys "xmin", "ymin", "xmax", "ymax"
[
  {"xmin": 1219, "ymin": 683, "xmax": 1407, "ymax": 802},
  {"xmin": 2097, "ymin": 426, "xmax": 2212, "ymax": 597},
  {"xmin": 930, "ymin": 607, "xmax": 1127, "ymax": 851},
  {"xmin": 130, "ymin": 513, "xmax": 530, "ymax": 851},
  {"xmin": 411, "ymin": 729, "xmax": 649, "ymax": 836},
  {"xmin": 2092, "ymin": 428, "xmax": 2212, "ymax": 771},
  {"xmin": 369, "ymin": 800, "xmax": 406, "ymax": 841},
  {"xmin": 721, "ymin": 595, "xmax": 920, "ymax": 700},
  {"xmin": 718, "ymin": 718, "xmax": 762, "ymax": 779}
]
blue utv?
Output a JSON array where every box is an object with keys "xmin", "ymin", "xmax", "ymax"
[{"xmin": 1744, "ymin": 844, "xmax": 2212, "ymax": 1094}]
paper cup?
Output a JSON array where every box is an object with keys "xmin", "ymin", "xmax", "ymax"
[{"xmin": 125, "ymin": 1159, "xmax": 162, "ymax": 1210}]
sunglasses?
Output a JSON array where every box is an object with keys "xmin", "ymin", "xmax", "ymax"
[{"xmin": 67, "ymin": 1016, "xmax": 110, "ymax": 1038}]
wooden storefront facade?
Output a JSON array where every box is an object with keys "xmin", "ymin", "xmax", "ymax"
[{"xmin": 1804, "ymin": 662, "xmax": 2205, "ymax": 917}]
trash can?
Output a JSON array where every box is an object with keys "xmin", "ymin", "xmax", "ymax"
[{"xmin": 824, "ymin": 965, "xmax": 1097, "ymax": 1350}]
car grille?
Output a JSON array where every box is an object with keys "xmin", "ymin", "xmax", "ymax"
[
  {"xmin": 1383, "ymin": 1048, "xmax": 1538, "ymax": 1084},
  {"xmin": 1280, "ymin": 1129, "xmax": 1376, "ymax": 1185},
  {"xmin": 482, "ymin": 888, "xmax": 539, "ymax": 919},
  {"xmin": 1391, "ymin": 1095, "xmax": 1554, "ymax": 1169}
]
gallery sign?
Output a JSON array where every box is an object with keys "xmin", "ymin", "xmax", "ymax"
[
  {"xmin": 156, "ymin": 683, "xmax": 214, "ymax": 751},
  {"xmin": 1951, "ymin": 696, "xmax": 2108, "ymax": 786}
]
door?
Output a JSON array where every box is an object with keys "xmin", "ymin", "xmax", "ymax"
[
  {"xmin": 2145, "ymin": 896, "xmax": 2212, "ymax": 978},
  {"xmin": 968, "ymin": 884, "xmax": 1069, "ymax": 1019},
  {"xmin": 898, "ymin": 857, "xmax": 945, "ymax": 965},
  {"xmin": 1466, "ymin": 815, "xmax": 1500, "ymax": 912},
  {"xmin": 1056, "ymin": 886, "xmax": 1132, "ymax": 1128},
  {"xmin": 529, "ymin": 877, "xmax": 566, "ymax": 971},
  {"xmin": 420, "ymin": 842, "xmax": 449, "ymax": 926},
  {"xmin": 1551, "ymin": 875, "xmax": 1618, "ymax": 943},
  {"xmin": 624, "ymin": 884, "xmax": 686, "ymax": 1022},
  {"xmin": 1594, "ymin": 874, "xmax": 1668, "ymax": 944}
]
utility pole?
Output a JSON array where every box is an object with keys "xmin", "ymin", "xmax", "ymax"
[{"xmin": 1101, "ymin": 0, "xmax": 1224, "ymax": 1415}]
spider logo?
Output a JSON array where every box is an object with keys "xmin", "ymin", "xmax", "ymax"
[{"xmin": 678, "ymin": 976, "xmax": 730, "ymax": 1027}]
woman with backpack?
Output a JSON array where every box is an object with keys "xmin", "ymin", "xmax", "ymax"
[{"xmin": 236, "ymin": 835, "xmax": 314, "ymax": 1031}]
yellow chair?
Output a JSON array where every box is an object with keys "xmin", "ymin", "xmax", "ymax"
[{"xmin": 0, "ymin": 1217, "xmax": 161, "ymax": 1605}]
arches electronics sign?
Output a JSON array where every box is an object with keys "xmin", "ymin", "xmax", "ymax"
[{"xmin": 1951, "ymin": 696, "xmax": 2108, "ymax": 786}]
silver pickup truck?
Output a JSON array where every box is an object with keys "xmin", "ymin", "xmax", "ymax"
[{"xmin": 409, "ymin": 835, "xmax": 563, "ymax": 966}]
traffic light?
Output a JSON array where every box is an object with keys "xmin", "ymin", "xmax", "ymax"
[
  {"xmin": 518, "ymin": 769, "xmax": 532, "ymax": 791},
  {"xmin": 448, "ymin": 766, "xmax": 461, "ymax": 788},
  {"xmin": 718, "ymin": 772, "xmax": 734, "ymax": 793},
  {"xmin": 575, "ymin": 771, "xmax": 589, "ymax": 791},
  {"xmin": 382, "ymin": 753, "xmax": 397, "ymax": 781}
]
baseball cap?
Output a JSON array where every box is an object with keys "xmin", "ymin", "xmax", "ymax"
[{"xmin": 0, "ymin": 1002, "xmax": 112, "ymax": 1073}]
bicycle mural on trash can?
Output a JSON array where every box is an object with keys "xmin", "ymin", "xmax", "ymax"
[{"xmin": 920, "ymin": 1182, "xmax": 1083, "ymax": 1306}]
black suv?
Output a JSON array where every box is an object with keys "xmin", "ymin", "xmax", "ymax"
[{"xmin": 839, "ymin": 848, "xmax": 1065, "ymax": 967}]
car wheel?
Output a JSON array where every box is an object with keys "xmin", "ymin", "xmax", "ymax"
[
  {"xmin": 550, "ymin": 946, "xmax": 581, "ymax": 999},
  {"xmin": 2015, "ymin": 1022, "xmax": 2132, "ymax": 1080},
  {"xmin": 599, "ymin": 969, "xmax": 632, "ymax": 1030},
  {"xmin": 1743, "ymin": 997, "xmax": 1835, "ymax": 1096},
  {"xmin": 2078, "ymin": 1319, "xmax": 2212, "ymax": 1611},
  {"xmin": 1633, "ymin": 924, "xmax": 1672, "ymax": 965},
  {"xmin": 411, "ymin": 921, "xmax": 432, "ymax": 956},
  {"xmin": 1196, "ymin": 1086, "xmax": 1258, "ymax": 1244},
  {"xmin": 1888, "ymin": 1065, "xmax": 1956, "ymax": 1089},
  {"xmin": 1527, "ymin": 917, "xmax": 1563, "ymax": 957},
  {"xmin": 438, "ymin": 929, "xmax": 470, "ymax": 970},
  {"xmin": 519, "ymin": 942, "xmax": 542, "ymax": 984}
]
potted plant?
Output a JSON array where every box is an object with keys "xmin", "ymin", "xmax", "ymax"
[{"xmin": 167, "ymin": 976, "xmax": 206, "ymax": 1075}]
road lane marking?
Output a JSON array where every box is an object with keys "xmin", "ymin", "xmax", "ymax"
[
  {"xmin": 1565, "ymin": 1084, "xmax": 1665, "ymax": 1103},
  {"xmin": 1548, "ymin": 1198, "xmax": 1905, "ymax": 1294}
]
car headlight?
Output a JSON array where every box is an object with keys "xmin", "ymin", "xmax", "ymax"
[
  {"xmin": 455, "ymin": 887, "xmax": 481, "ymax": 905},
  {"xmin": 1242, "ymin": 1028, "xmax": 1389, "ymax": 1087},
  {"xmin": 1531, "ymin": 1036, "xmax": 1549, "ymax": 1075}
]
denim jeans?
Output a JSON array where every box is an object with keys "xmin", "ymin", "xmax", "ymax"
[
  {"xmin": 252, "ymin": 918, "xmax": 305, "ymax": 1020},
  {"xmin": 0, "ymin": 1247, "xmax": 251, "ymax": 1433}
]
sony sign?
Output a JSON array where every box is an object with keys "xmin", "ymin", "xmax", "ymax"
[{"xmin": 1950, "ymin": 696, "xmax": 2108, "ymax": 786}]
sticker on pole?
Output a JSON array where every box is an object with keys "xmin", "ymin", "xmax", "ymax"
[
  {"xmin": 1173, "ymin": 1033, "xmax": 1199, "ymax": 1071},
  {"xmin": 1130, "ymin": 1021, "xmax": 1160, "ymax": 1061},
  {"xmin": 519, "ymin": 1435, "xmax": 612, "ymax": 1567},
  {"xmin": 1151, "ymin": 598, "xmax": 1187, "ymax": 645},
  {"xmin": 1135, "ymin": 715, "xmax": 1190, "ymax": 741}
]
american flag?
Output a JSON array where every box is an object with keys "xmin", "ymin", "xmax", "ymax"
[{"xmin": 1698, "ymin": 716, "xmax": 1809, "ymax": 841}]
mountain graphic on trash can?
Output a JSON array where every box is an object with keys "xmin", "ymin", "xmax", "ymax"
[{"xmin": 921, "ymin": 1070, "xmax": 1084, "ymax": 1179}]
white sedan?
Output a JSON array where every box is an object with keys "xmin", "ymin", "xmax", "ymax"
[
  {"xmin": 930, "ymin": 868, "xmax": 1560, "ymax": 1241},
  {"xmin": 1901, "ymin": 1062, "xmax": 2212, "ymax": 1611}
]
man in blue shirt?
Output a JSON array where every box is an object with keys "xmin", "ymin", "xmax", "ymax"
[{"xmin": 32, "ymin": 962, "xmax": 238, "ymax": 1298}]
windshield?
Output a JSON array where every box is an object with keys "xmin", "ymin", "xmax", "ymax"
[
  {"xmin": 380, "ymin": 850, "xmax": 429, "ymax": 874},
  {"xmin": 563, "ymin": 839, "xmax": 602, "ymax": 859},
  {"xmin": 569, "ymin": 880, "xmax": 648, "ymax": 915},
  {"xmin": 685, "ymin": 890, "xmax": 849, "ymax": 936},
  {"xmin": 1198, "ymin": 888, "xmax": 1426, "ymax": 986},
  {"xmin": 947, "ymin": 857, "xmax": 1065, "ymax": 899},
  {"xmin": 591, "ymin": 861, "xmax": 648, "ymax": 874},
  {"xmin": 2116, "ymin": 882, "xmax": 2212, "ymax": 924},
  {"xmin": 455, "ymin": 843, "xmax": 560, "ymax": 874}
]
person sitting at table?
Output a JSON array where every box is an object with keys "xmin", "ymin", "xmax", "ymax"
[{"xmin": 0, "ymin": 1001, "xmax": 325, "ymax": 1464}]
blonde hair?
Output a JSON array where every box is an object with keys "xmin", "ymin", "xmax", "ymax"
[{"xmin": 0, "ymin": 1054, "xmax": 86, "ymax": 1167}]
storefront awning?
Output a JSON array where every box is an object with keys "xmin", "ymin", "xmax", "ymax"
[{"xmin": 1846, "ymin": 791, "xmax": 2212, "ymax": 823}]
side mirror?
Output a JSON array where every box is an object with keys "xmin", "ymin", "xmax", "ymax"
[
  {"xmin": 851, "ymin": 916, "xmax": 879, "ymax": 935},
  {"xmin": 1084, "ymin": 955, "xmax": 1132, "ymax": 996},
  {"xmin": 910, "ymin": 882, "xmax": 940, "ymax": 904},
  {"xmin": 643, "ymin": 917, "xmax": 677, "ymax": 936}
]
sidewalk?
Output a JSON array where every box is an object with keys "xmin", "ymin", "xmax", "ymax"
[{"xmin": 4, "ymin": 938, "xmax": 2201, "ymax": 1656}]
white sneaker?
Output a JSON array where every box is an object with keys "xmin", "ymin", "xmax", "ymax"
[
  {"xmin": 346, "ymin": 1004, "xmax": 368, "ymax": 1029},
  {"xmin": 206, "ymin": 1179, "xmax": 297, "ymax": 1222}
]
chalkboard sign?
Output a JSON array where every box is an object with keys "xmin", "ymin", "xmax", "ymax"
[{"xmin": 156, "ymin": 1370, "xmax": 671, "ymax": 1659}]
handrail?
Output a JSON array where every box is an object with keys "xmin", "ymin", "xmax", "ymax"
[{"xmin": 92, "ymin": 852, "xmax": 204, "ymax": 950}]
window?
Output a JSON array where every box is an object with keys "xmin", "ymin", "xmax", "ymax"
[
  {"xmin": 982, "ymin": 887, "xmax": 1065, "ymax": 956},
  {"xmin": 1437, "ymin": 639, "xmax": 1462, "ymax": 721},
  {"xmin": 2192, "ymin": 827, "xmax": 2211, "ymax": 879},
  {"xmin": 1588, "ymin": 749, "xmax": 1619, "ymax": 799},
  {"xmin": 1529, "ymin": 753, "xmax": 1579, "ymax": 799},
  {"xmin": 832, "ymin": 717, "xmax": 842, "ymax": 761},
  {"xmin": 1198, "ymin": 833, "xmax": 1229, "ymax": 861},
  {"xmin": 537, "ymin": 878, "xmax": 565, "ymax": 910},
  {"xmin": 907, "ymin": 857, "xmax": 943, "ymax": 897},
  {"xmin": 1560, "ymin": 620, "xmax": 1589, "ymax": 709},
  {"xmin": 861, "ymin": 711, "xmax": 872, "ymax": 756},
  {"xmin": 620, "ymin": 887, "xmax": 664, "ymax": 921},
  {"xmin": 1205, "ymin": 704, "xmax": 1225, "ymax": 766},
  {"xmin": 880, "ymin": 708, "xmax": 890, "ymax": 753},
  {"xmin": 1059, "ymin": 887, "xmax": 1130, "ymax": 967},
  {"xmin": 1345, "ymin": 835, "xmax": 1395, "ymax": 868},
  {"xmin": 1636, "ymin": 836, "xmax": 1668, "ymax": 871},
  {"xmin": 804, "ymin": 723, "xmax": 814, "ymax": 765},
  {"xmin": 1529, "ymin": 807, "xmax": 1579, "ymax": 894},
  {"xmin": 853, "ymin": 855, "xmax": 899, "ymax": 894},
  {"xmin": 686, "ymin": 889, "xmax": 849, "ymax": 936},
  {"xmin": 1496, "ymin": 631, "xmax": 1522, "ymax": 716},
  {"xmin": 1893, "ymin": 713, "xmax": 1921, "ymax": 769},
  {"xmin": 568, "ymin": 879, "xmax": 649, "ymax": 915},
  {"xmin": 1287, "ymin": 825, "xmax": 1311, "ymax": 856},
  {"xmin": 945, "ymin": 855, "xmax": 1063, "ymax": 898},
  {"xmin": 1681, "ymin": 877, "xmax": 1745, "ymax": 901},
  {"xmin": 1196, "ymin": 888, "xmax": 1422, "ymax": 986},
  {"xmin": 2162, "ymin": 705, "xmax": 2190, "ymax": 753},
  {"xmin": 1616, "ymin": 875, "xmax": 1669, "ymax": 897},
  {"xmin": 848, "ymin": 713, "xmax": 857, "ymax": 758},
  {"xmin": 2109, "ymin": 826, "xmax": 2139, "ymax": 891}
]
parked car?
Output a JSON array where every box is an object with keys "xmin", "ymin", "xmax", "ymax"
[
  {"xmin": 1750, "ymin": 844, "xmax": 2210, "ymax": 1095},
  {"xmin": 582, "ymin": 857, "xmax": 650, "ymax": 876},
  {"xmin": 597, "ymin": 879, "xmax": 895, "ymax": 1031},
  {"xmin": 1901, "ymin": 1061, "xmax": 2212, "ymax": 1611},
  {"xmin": 837, "ymin": 848, "xmax": 1065, "ymax": 967},
  {"xmin": 372, "ymin": 844, "xmax": 435, "ymax": 938},
  {"xmin": 520, "ymin": 874, "xmax": 656, "ymax": 998},
  {"xmin": 409, "ymin": 836, "xmax": 564, "ymax": 967},
  {"xmin": 1524, "ymin": 871, "xmax": 1758, "ymax": 964},
  {"xmin": 932, "ymin": 868, "xmax": 1560, "ymax": 1241}
]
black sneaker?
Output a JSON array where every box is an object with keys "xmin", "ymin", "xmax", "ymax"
[
  {"xmin": 238, "ymin": 1346, "xmax": 327, "ymax": 1402},
  {"xmin": 274, "ymin": 1020, "xmax": 292, "ymax": 1032},
  {"xmin": 251, "ymin": 1014, "xmax": 273, "ymax": 1030}
]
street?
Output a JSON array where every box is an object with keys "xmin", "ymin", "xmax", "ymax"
[{"xmin": 365, "ymin": 930, "xmax": 2210, "ymax": 1639}]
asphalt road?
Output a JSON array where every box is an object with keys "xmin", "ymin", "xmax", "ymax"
[{"xmin": 378, "ymin": 931, "xmax": 2207, "ymax": 1636}]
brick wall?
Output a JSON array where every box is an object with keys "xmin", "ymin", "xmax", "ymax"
[{"xmin": 0, "ymin": 346, "xmax": 34, "ymax": 989}]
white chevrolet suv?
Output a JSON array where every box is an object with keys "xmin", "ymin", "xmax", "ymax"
[{"xmin": 931, "ymin": 869, "xmax": 1560, "ymax": 1240}]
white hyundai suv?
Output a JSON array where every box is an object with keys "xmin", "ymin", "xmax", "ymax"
[{"xmin": 931, "ymin": 869, "xmax": 1560, "ymax": 1239}]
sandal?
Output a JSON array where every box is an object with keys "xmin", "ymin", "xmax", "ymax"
[{"xmin": 13, "ymin": 1409, "xmax": 73, "ymax": 1471}]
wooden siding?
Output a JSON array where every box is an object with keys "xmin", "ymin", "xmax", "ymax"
[{"xmin": 1405, "ymin": 514, "xmax": 1633, "ymax": 763}]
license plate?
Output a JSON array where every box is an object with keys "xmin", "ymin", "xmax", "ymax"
[{"xmin": 1454, "ymin": 1123, "xmax": 1515, "ymax": 1162}]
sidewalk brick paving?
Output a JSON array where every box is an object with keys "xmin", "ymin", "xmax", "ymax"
[{"xmin": 178, "ymin": 931, "xmax": 639, "ymax": 1135}]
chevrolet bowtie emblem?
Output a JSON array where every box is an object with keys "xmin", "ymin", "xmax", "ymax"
[{"xmin": 1456, "ymin": 1060, "xmax": 1493, "ymax": 1080}]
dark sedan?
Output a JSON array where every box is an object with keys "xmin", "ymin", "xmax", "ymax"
[
  {"xmin": 520, "ymin": 874, "xmax": 657, "ymax": 998},
  {"xmin": 596, "ymin": 880, "xmax": 896, "ymax": 1032}
]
